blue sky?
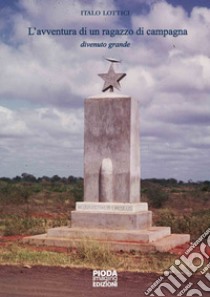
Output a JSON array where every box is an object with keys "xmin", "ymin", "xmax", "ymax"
[
  {"xmin": 166, "ymin": 0, "xmax": 210, "ymax": 11},
  {"xmin": 0, "ymin": 0, "xmax": 210, "ymax": 181}
]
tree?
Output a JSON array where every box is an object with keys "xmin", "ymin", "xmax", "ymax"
[
  {"xmin": 146, "ymin": 184, "xmax": 169, "ymax": 208},
  {"xmin": 21, "ymin": 173, "xmax": 36, "ymax": 182}
]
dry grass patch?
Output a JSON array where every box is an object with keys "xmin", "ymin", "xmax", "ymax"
[{"xmin": 0, "ymin": 241, "xmax": 177, "ymax": 273}]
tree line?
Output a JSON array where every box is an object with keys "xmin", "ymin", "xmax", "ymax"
[{"xmin": 0, "ymin": 173, "xmax": 209, "ymax": 187}]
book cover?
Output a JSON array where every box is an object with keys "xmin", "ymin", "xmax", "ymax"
[{"xmin": 0, "ymin": 0, "xmax": 210, "ymax": 296}]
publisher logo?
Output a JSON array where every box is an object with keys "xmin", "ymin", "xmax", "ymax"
[
  {"xmin": 92, "ymin": 270, "xmax": 118, "ymax": 288},
  {"xmin": 145, "ymin": 228, "xmax": 210, "ymax": 296}
]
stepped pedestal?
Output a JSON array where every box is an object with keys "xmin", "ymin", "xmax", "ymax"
[
  {"xmin": 23, "ymin": 201, "xmax": 190, "ymax": 252},
  {"xmin": 23, "ymin": 80, "xmax": 190, "ymax": 252}
]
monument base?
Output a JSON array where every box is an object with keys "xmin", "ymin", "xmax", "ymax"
[
  {"xmin": 72, "ymin": 202, "xmax": 151, "ymax": 230},
  {"xmin": 23, "ymin": 202, "xmax": 190, "ymax": 252},
  {"xmin": 23, "ymin": 227, "xmax": 190, "ymax": 253}
]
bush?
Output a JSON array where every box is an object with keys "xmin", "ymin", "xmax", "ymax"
[
  {"xmin": 145, "ymin": 184, "xmax": 169, "ymax": 208},
  {"xmin": 71, "ymin": 183, "xmax": 83, "ymax": 201},
  {"xmin": 155, "ymin": 209, "xmax": 210, "ymax": 240}
]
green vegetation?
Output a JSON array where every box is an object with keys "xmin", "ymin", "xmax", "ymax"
[
  {"xmin": 141, "ymin": 178, "xmax": 210, "ymax": 241},
  {"xmin": 0, "ymin": 175, "xmax": 210, "ymax": 240},
  {"xmin": 0, "ymin": 174, "xmax": 83, "ymax": 205},
  {"xmin": 0, "ymin": 174, "xmax": 210, "ymax": 269},
  {"xmin": 0, "ymin": 244, "xmax": 71, "ymax": 267},
  {"xmin": 154, "ymin": 209, "xmax": 210, "ymax": 240},
  {"xmin": 0, "ymin": 174, "xmax": 82, "ymax": 237},
  {"xmin": 0, "ymin": 215, "xmax": 69, "ymax": 236},
  {"xmin": 142, "ymin": 183, "xmax": 169, "ymax": 208}
]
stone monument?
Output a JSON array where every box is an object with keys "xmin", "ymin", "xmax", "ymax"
[
  {"xmin": 71, "ymin": 59, "xmax": 151, "ymax": 231},
  {"xmin": 23, "ymin": 59, "xmax": 190, "ymax": 252}
]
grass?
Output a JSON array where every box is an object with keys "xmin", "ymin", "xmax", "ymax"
[
  {"xmin": 76, "ymin": 239, "xmax": 120, "ymax": 269},
  {"xmin": 0, "ymin": 215, "xmax": 69, "ymax": 237},
  {"xmin": 0, "ymin": 241, "xmax": 177, "ymax": 273},
  {"xmin": 0, "ymin": 244, "xmax": 72, "ymax": 267}
]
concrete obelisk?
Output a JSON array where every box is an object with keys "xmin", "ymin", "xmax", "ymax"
[
  {"xmin": 84, "ymin": 90, "xmax": 141, "ymax": 203},
  {"xmin": 71, "ymin": 59, "xmax": 151, "ymax": 229}
]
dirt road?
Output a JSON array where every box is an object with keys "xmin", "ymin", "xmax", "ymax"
[{"xmin": 0, "ymin": 265, "xmax": 208, "ymax": 297}]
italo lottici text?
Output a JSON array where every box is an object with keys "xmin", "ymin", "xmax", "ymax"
[{"xmin": 81, "ymin": 10, "xmax": 130, "ymax": 16}]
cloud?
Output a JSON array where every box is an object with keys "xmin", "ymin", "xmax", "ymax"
[
  {"xmin": 0, "ymin": 106, "xmax": 30, "ymax": 137},
  {"xmin": 19, "ymin": 0, "xmax": 117, "ymax": 27},
  {"xmin": 0, "ymin": 0, "xmax": 210, "ymax": 181},
  {"xmin": 0, "ymin": 105, "xmax": 84, "ymax": 177},
  {"xmin": 125, "ymin": 2, "xmax": 210, "ymax": 180}
]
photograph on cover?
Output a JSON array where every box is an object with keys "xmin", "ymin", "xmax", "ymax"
[{"xmin": 0, "ymin": 0, "xmax": 210, "ymax": 296}]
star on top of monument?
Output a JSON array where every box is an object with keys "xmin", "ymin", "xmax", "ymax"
[{"xmin": 98, "ymin": 58, "xmax": 126, "ymax": 92}]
